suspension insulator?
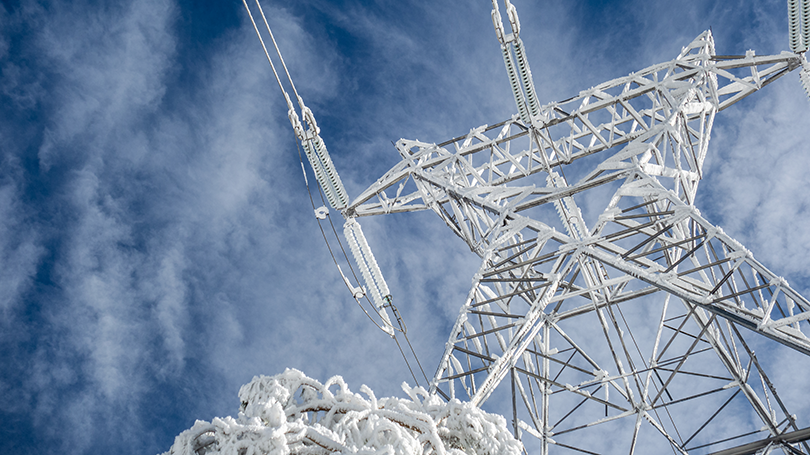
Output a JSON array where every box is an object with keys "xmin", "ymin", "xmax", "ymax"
[
  {"xmin": 294, "ymin": 101, "xmax": 349, "ymax": 210},
  {"xmin": 313, "ymin": 136, "xmax": 349, "ymax": 210},
  {"xmin": 802, "ymin": 0, "xmax": 810, "ymax": 51},
  {"xmin": 513, "ymin": 38, "xmax": 540, "ymax": 119},
  {"xmin": 344, "ymin": 219, "xmax": 394, "ymax": 334},
  {"xmin": 302, "ymin": 139, "xmax": 340, "ymax": 210},
  {"xmin": 501, "ymin": 44, "xmax": 531, "ymax": 125},
  {"xmin": 789, "ymin": 0, "xmax": 805, "ymax": 53}
]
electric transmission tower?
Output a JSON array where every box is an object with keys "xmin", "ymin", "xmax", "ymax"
[{"xmin": 245, "ymin": 0, "xmax": 810, "ymax": 453}]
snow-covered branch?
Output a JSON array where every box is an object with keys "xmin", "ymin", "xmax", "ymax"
[{"xmin": 163, "ymin": 369, "xmax": 522, "ymax": 455}]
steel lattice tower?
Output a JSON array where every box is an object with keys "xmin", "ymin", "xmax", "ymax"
[
  {"xmin": 342, "ymin": 2, "xmax": 810, "ymax": 454},
  {"xmin": 245, "ymin": 0, "xmax": 810, "ymax": 453}
]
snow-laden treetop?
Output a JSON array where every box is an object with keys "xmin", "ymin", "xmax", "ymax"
[{"xmin": 163, "ymin": 369, "xmax": 523, "ymax": 455}]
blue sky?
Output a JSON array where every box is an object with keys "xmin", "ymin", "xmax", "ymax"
[{"xmin": 1, "ymin": 0, "xmax": 809, "ymax": 454}]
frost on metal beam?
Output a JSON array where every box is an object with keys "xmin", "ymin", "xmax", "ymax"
[
  {"xmin": 349, "ymin": 33, "xmax": 801, "ymax": 218},
  {"xmin": 346, "ymin": 19, "xmax": 809, "ymax": 455}
]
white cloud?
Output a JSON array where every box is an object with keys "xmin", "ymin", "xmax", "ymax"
[
  {"xmin": 0, "ymin": 183, "xmax": 43, "ymax": 316},
  {"xmin": 3, "ymin": 0, "xmax": 810, "ymax": 453},
  {"xmin": 707, "ymin": 79, "xmax": 810, "ymax": 279}
]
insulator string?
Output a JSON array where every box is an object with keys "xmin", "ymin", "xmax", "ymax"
[{"xmin": 244, "ymin": 0, "xmax": 429, "ymax": 388}]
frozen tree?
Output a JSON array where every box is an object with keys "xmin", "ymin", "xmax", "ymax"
[{"xmin": 163, "ymin": 369, "xmax": 523, "ymax": 455}]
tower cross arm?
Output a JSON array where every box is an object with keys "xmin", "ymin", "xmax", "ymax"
[
  {"xmin": 349, "ymin": 48, "xmax": 802, "ymax": 219},
  {"xmin": 710, "ymin": 51, "xmax": 804, "ymax": 110}
]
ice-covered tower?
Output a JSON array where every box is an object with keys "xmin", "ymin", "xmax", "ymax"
[
  {"xmin": 244, "ymin": 0, "xmax": 810, "ymax": 452},
  {"xmin": 344, "ymin": 1, "xmax": 810, "ymax": 453}
]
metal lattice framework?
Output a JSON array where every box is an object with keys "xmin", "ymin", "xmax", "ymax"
[
  {"xmin": 244, "ymin": 0, "xmax": 810, "ymax": 452},
  {"xmin": 341, "ymin": 3, "xmax": 810, "ymax": 453}
]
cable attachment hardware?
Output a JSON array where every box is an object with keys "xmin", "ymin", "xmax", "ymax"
[
  {"xmin": 337, "ymin": 264, "xmax": 366, "ymax": 299},
  {"xmin": 384, "ymin": 295, "xmax": 408, "ymax": 335},
  {"xmin": 491, "ymin": 0, "xmax": 506, "ymax": 43},
  {"xmin": 504, "ymin": 0, "xmax": 521, "ymax": 37},
  {"xmin": 314, "ymin": 206, "xmax": 329, "ymax": 220}
]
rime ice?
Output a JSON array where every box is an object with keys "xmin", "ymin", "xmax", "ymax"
[{"xmin": 163, "ymin": 369, "xmax": 523, "ymax": 455}]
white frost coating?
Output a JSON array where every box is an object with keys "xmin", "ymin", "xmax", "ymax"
[
  {"xmin": 800, "ymin": 57, "xmax": 810, "ymax": 99},
  {"xmin": 790, "ymin": 0, "xmax": 807, "ymax": 53},
  {"xmin": 802, "ymin": 0, "xmax": 810, "ymax": 49},
  {"xmin": 163, "ymin": 369, "xmax": 523, "ymax": 455},
  {"xmin": 344, "ymin": 219, "xmax": 394, "ymax": 335}
]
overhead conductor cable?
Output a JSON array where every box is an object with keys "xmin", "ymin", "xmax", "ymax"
[
  {"xmin": 244, "ymin": 1, "xmax": 429, "ymax": 385},
  {"xmin": 243, "ymin": 0, "xmax": 380, "ymax": 301},
  {"xmin": 246, "ymin": 0, "xmax": 390, "ymax": 320},
  {"xmin": 249, "ymin": 0, "xmax": 349, "ymax": 210}
]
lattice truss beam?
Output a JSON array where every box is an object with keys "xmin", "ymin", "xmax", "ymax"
[
  {"xmin": 430, "ymin": 172, "xmax": 810, "ymax": 453},
  {"xmin": 349, "ymin": 33, "xmax": 802, "ymax": 218},
  {"xmin": 347, "ymin": 31, "xmax": 810, "ymax": 454}
]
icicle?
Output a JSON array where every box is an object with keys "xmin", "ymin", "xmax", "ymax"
[{"xmin": 344, "ymin": 219, "xmax": 395, "ymax": 335}]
